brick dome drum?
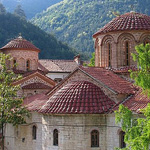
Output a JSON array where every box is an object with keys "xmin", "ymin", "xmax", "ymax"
[
  {"xmin": 93, "ymin": 12, "xmax": 150, "ymax": 37},
  {"xmin": 40, "ymin": 81, "xmax": 115, "ymax": 114}
]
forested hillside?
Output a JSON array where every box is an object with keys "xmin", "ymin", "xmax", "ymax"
[
  {"xmin": 0, "ymin": 12, "xmax": 78, "ymax": 60},
  {"xmin": 1, "ymin": 0, "xmax": 62, "ymax": 18},
  {"xmin": 31, "ymin": 0, "xmax": 150, "ymax": 54}
]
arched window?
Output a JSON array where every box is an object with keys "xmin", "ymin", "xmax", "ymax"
[
  {"xmin": 91, "ymin": 130, "xmax": 99, "ymax": 147},
  {"xmin": 26, "ymin": 60, "xmax": 30, "ymax": 71},
  {"xmin": 53, "ymin": 129, "xmax": 58, "ymax": 146},
  {"xmin": 125, "ymin": 41, "xmax": 129, "ymax": 66},
  {"xmin": 13, "ymin": 59, "xmax": 17, "ymax": 69},
  {"xmin": 120, "ymin": 131, "xmax": 126, "ymax": 148},
  {"xmin": 32, "ymin": 125, "xmax": 37, "ymax": 140},
  {"xmin": 108, "ymin": 43, "xmax": 112, "ymax": 67}
]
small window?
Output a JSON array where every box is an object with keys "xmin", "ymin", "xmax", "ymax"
[
  {"xmin": 108, "ymin": 43, "xmax": 112, "ymax": 67},
  {"xmin": 53, "ymin": 129, "xmax": 58, "ymax": 146},
  {"xmin": 120, "ymin": 131, "xmax": 126, "ymax": 148},
  {"xmin": 13, "ymin": 59, "xmax": 17, "ymax": 68},
  {"xmin": 125, "ymin": 41, "xmax": 129, "ymax": 66},
  {"xmin": 26, "ymin": 60, "xmax": 30, "ymax": 71},
  {"xmin": 91, "ymin": 130, "xmax": 99, "ymax": 147},
  {"xmin": 32, "ymin": 125, "xmax": 37, "ymax": 140}
]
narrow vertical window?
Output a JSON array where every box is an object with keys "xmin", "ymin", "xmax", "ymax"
[
  {"xmin": 108, "ymin": 43, "xmax": 111, "ymax": 67},
  {"xmin": 91, "ymin": 130, "xmax": 99, "ymax": 147},
  {"xmin": 32, "ymin": 125, "xmax": 37, "ymax": 140},
  {"xmin": 53, "ymin": 129, "xmax": 58, "ymax": 146},
  {"xmin": 13, "ymin": 59, "xmax": 17, "ymax": 69},
  {"xmin": 26, "ymin": 60, "xmax": 30, "ymax": 71},
  {"xmin": 125, "ymin": 41, "xmax": 129, "ymax": 66},
  {"xmin": 120, "ymin": 131, "xmax": 126, "ymax": 148}
]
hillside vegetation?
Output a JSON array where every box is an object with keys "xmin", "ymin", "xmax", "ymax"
[
  {"xmin": 31, "ymin": 0, "xmax": 150, "ymax": 54},
  {"xmin": 2, "ymin": 0, "xmax": 62, "ymax": 19},
  {"xmin": 0, "ymin": 12, "xmax": 78, "ymax": 60}
]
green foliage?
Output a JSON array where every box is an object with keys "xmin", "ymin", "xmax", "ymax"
[
  {"xmin": 115, "ymin": 44, "xmax": 150, "ymax": 150},
  {"xmin": 2, "ymin": 0, "xmax": 62, "ymax": 19},
  {"xmin": 130, "ymin": 44, "xmax": 150, "ymax": 97},
  {"xmin": 115, "ymin": 104, "xmax": 150, "ymax": 150},
  {"xmin": 0, "ymin": 12, "xmax": 82, "ymax": 60},
  {"xmin": 88, "ymin": 52, "xmax": 95, "ymax": 67},
  {"xmin": 31, "ymin": 0, "xmax": 150, "ymax": 54},
  {"xmin": 14, "ymin": 5, "xmax": 26, "ymax": 19},
  {"xmin": 0, "ymin": 53, "xmax": 29, "ymax": 149}
]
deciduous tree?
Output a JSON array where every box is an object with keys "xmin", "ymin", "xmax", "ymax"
[
  {"xmin": 115, "ymin": 43, "xmax": 150, "ymax": 150},
  {"xmin": 0, "ymin": 53, "xmax": 29, "ymax": 150}
]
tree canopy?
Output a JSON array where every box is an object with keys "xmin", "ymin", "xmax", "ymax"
[
  {"xmin": 115, "ymin": 43, "xmax": 150, "ymax": 150},
  {"xmin": 0, "ymin": 53, "xmax": 29, "ymax": 150}
]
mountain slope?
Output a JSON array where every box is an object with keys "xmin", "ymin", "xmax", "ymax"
[
  {"xmin": 0, "ymin": 12, "xmax": 78, "ymax": 60},
  {"xmin": 1, "ymin": 0, "xmax": 62, "ymax": 19},
  {"xmin": 31, "ymin": 0, "xmax": 150, "ymax": 53}
]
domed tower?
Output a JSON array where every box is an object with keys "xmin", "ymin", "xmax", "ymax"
[
  {"xmin": 0, "ymin": 36, "xmax": 40, "ymax": 71},
  {"xmin": 93, "ymin": 12, "xmax": 150, "ymax": 68}
]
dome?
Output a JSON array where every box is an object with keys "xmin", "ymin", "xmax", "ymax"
[
  {"xmin": 1, "ymin": 36, "xmax": 40, "ymax": 52},
  {"xmin": 93, "ymin": 12, "xmax": 150, "ymax": 37},
  {"xmin": 39, "ymin": 81, "xmax": 115, "ymax": 114}
]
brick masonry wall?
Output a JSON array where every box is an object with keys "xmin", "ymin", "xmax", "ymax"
[
  {"xmin": 3, "ymin": 49, "xmax": 39, "ymax": 71},
  {"xmin": 95, "ymin": 31, "xmax": 150, "ymax": 68}
]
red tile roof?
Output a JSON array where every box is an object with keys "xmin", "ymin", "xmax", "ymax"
[
  {"xmin": 39, "ymin": 81, "xmax": 116, "ymax": 114},
  {"xmin": 22, "ymin": 82, "xmax": 51, "ymax": 89},
  {"xmin": 24, "ymin": 93, "xmax": 49, "ymax": 111},
  {"xmin": 39, "ymin": 59, "xmax": 78, "ymax": 72},
  {"xmin": 79, "ymin": 66, "xmax": 135, "ymax": 94},
  {"xmin": 1, "ymin": 36, "xmax": 40, "ymax": 52},
  {"xmin": 93, "ymin": 12, "xmax": 150, "ymax": 37},
  {"xmin": 112, "ymin": 66, "xmax": 138, "ymax": 74},
  {"xmin": 113, "ymin": 89, "xmax": 150, "ymax": 113}
]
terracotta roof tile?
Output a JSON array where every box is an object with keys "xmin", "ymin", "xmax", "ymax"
[
  {"xmin": 79, "ymin": 66, "xmax": 135, "ymax": 94},
  {"xmin": 39, "ymin": 81, "xmax": 115, "ymax": 114},
  {"xmin": 24, "ymin": 93, "xmax": 49, "ymax": 111},
  {"xmin": 1, "ymin": 36, "xmax": 40, "ymax": 52},
  {"xmin": 22, "ymin": 82, "xmax": 51, "ymax": 89},
  {"xmin": 112, "ymin": 66, "xmax": 138, "ymax": 73},
  {"xmin": 93, "ymin": 12, "xmax": 150, "ymax": 37},
  {"xmin": 113, "ymin": 89, "xmax": 150, "ymax": 113},
  {"xmin": 39, "ymin": 59, "xmax": 78, "ymax": 72}
]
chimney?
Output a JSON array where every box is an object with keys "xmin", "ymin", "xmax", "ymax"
[{"xmin": 74, "ymin": 54, "xmax": 80, "ymax": 65}]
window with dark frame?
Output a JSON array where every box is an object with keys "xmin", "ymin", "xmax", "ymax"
[
  {"xmin": 13, "ymin": 59, "xmax": 17, "ymax": 68},
  {"xmin": 91, "ymin": 130, "xmax": 99, "ymax": 147},
  {"xmin": 32, "ymin": 125, "xmax": 37, "ymax": 140},
  {"xmin": 53, "ymin": 129, "xmax": 58, "ymax": 146},
  {"xmin": 26, "ymin": 60, "xmax": 30, "ymax": 71},
  {"xmin": 120, "ymin": 131, "xmax": 126, "ymax": 148},
  {"xmin": 108, "ymin": 43, "xmax": 111, "ymax": 67},
  {"xmin": 125, "ymin": 41, "xmax": 129, "ymax": 66}
]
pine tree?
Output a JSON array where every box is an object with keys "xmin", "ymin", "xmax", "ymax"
[
  {"xmin": 0, "ymin": 3, "xmax": 6, "ymax": 14},
  {"xmin": 14, "ymin": 5, "xmax": 26, "ymax": 19}
]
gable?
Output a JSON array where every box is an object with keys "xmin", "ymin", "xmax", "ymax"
[{"xmin": 13, "ymin": 71, "xmax": 55, "ymax": 88}]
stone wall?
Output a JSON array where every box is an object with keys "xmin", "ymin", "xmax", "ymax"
[{"xmin": 5, "ymin": 113, "xmax": 121, "ymax": 150}]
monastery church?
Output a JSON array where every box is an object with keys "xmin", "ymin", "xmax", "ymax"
[{"xmin": 1, "ymin": 12, "xmax": 150, "ymax": 150}]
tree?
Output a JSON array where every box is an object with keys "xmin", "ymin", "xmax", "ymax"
[
  {"xmin": 88, "ymin": 52, "xmax": 95, "ymax": 67},
  {"xmin": 14, "ymin": 5, "xmax": 26, "ymax": 19},
  {"xmin": 0, "ymin": 53, "xmax": 29, "ymax": 150},
  {"xmin": 0, "ymin": 3, "xmax": 6, "ymax": 14},
  {"xmin": 115, "ymin": 43, "xmax": 150, "ymax": 150}
]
